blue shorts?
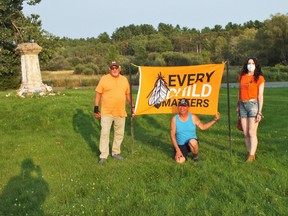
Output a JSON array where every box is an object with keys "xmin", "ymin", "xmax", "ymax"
[{"xmin": 239, "ymin": 100, "xmax": 258, "ymax": 118}]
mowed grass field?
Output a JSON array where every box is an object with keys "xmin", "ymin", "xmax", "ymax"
[{"xmin": 0, "ymin": 87, "xmax": 287, "ymax": 215}]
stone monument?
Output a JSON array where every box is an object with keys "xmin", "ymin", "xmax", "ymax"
[{"xmin": 16, "ymin": 42, "xmax": 52, "ymax": 96}]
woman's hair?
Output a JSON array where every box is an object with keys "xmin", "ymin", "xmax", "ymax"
[{"xmin": 240, "ymin": 57, "xmax": 264, "ymax": 82}]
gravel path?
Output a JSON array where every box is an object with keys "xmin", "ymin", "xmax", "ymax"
[{"xmin": 222, "ymin": 82, "xmax": 288, "ymax": 88}]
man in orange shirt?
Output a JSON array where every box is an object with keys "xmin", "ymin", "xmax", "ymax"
[{"xmin": 94, "ymin": 60, "xmax": 134, "ymax": 164}]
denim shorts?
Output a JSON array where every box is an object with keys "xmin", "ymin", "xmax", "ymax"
[{"xmin": 239, "ymin": 100, "xmax": 258, "ymax": 118}]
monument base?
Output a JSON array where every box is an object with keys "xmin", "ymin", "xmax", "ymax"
[
  {"xmin": 17, "ymin": 83, "xmax": 53, "ymax": 97},
  {"xmin": 15, "ymin": 43, "xmax": 53, "ymax": 97}
]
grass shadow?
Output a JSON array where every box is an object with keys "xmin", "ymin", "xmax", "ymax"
[
  {"xmin": 73, "ymin": 108, "xmax": 100, "ymax": 155},
  {"xmin": 129, "ymin": 114, "xmax": 173, "ymax": 158},
  {"xmin": 0, "ymin": 158, "xmax": 49, "ymax": 215}
]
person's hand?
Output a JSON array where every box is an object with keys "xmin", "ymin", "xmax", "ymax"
[
  {"xmin": 131, "ymin": 107, "xmax": 135, "ymax": 118},
  {"xmin": 236, "ymin": 106, "xmax": 239, "ymax": 113},
  {"xmin": 94, "ymin": 112, "xmax": 101, "ymax": 119},
  {"xmin": 214, "ymin": 112, "xmax": 220, "ymax": 121},
  {"xmin": 94, "ymin": 106, "xmax": 101, "ymax": 119},
  {"xmin": 256, "ymin": 113, "xmax": 263, "ymax": 123},
  {"xmin": 174, "ymin": 151, "xmax": 184, "ymax": 161}
]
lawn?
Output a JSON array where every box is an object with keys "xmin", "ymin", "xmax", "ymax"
[{"xmin": 0, "ymin": 87, "xmax": 287, "ymax": 215}]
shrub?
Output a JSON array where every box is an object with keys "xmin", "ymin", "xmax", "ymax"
[
  {"xmin": 0, "ymin": 74, "xmax": 21, "ymax": 90},
  {"xmin": 0, "ymin": 49, "xmax": 21, "ymax": 90},
  {"xmin": 44, "ymin": 56, "xmax": 72, "ymax": 71},
  {"xmin": 74, "ymin": 64, "xmax": 86, "ymax": 74},
  {"xmin": 74, "ymin": 63, "xmax": 99, "ymax": 75},
  {"xmin": 162, "ymin": 52, "xmax": 192, "ymax": 66},
  {"xmin": 83, "ymin": 68, "xmax": 94, "ymax": 75}
]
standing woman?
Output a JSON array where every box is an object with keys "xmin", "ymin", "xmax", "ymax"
[{"xmin": 237, "ymin": 57, "xmax": 265, "ymax": 162}]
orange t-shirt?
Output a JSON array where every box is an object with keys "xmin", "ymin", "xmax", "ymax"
[
  {"xmin": 96, "ymin": 74, "xmax": 130, "ymax": 117},
  {"xmin": 239, "ymin": 74, "xmax": 265, "ymax": 101}
]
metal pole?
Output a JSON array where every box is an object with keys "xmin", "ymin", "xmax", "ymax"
[
  {"xmin": 129, "ymin": 63, "xmax": 135, "ymax": 154},
  {"xmin": 226, "ymin": 61, "xmax": 232, "ymax": 156}
]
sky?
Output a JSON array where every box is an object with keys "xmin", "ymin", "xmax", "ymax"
[{"xmin": 23, "ymin": 0, "xmax": 288, "ymax": 39}]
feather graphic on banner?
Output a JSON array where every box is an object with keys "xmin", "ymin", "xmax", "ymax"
[{"xmin": 146, "ymin": 72, "xmax": 170, "ymax": 108}]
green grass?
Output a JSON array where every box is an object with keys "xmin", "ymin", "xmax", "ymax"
[{"xmin": 0, "ymin": 87, "xmax": 287, "ymax": 215}]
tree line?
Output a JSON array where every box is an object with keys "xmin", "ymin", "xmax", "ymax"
[
  {"xmin": 1, "ymin": 0, "xmax": 288, "ymax": 90},
  {"xmin": 45, "ymin": 13, "xmax": 288, "ymax": 77}
]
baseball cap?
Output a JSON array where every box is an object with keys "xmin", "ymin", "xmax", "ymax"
[
  {"xmin": 178, "ymin": 98, "xmax": 189, "ymax": 106},
  {"xmin": 110, "ymin": 60, "xmax": 120, "ymax": 67}
]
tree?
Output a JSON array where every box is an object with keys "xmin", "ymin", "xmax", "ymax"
[
  {"xmin": 139, "ymin": 24, "xmax": 157, "ymax": 35},
  {"xmin": 172, "ymin": 34, "xmax": 192, "ymax": 53},
  {"xmin": 111, "ymin": 26, "xmax": 133, "ymax": 41},
  {"xmin": 127, "ymin": 35, "xmax": 148, "ymax": 65},
  {"xmin": 235, "ymin": 28, "xmax": 257, "ymax": 63},
  {"xmin": 146, "ymin": 34, "xmax": 173, "ymax": 53},
  {"xmin": 0, "ymin": 0, "xmax": 59, "ymax": 90},
  {"xmin": 0, "ymin": 0, "xmax": 39, "ymax": 90},
  {"xmin": 158, "ymin": 23, "xmax": 179, "ymax": 38},
  {"xmin": 243, "ymin": 20, "xmax": 264, "ymax": 29},
  {"xmin": 97, "ymin": 32, "xmax": 111, "ymax": 43},
  {"xmin": 255, "ymin": 14, "xmax": 288, "ymax": 65},
  {"xmin": 106, "ymin": 45, "xmax": 120, "ymax": 63},
  {"xmin": 212, "ymin": 36, "xmax": 228, "ymax": 63},
  {"xmin": 212, "ymin": 25, "xmax": 223, "ymax": 32}
]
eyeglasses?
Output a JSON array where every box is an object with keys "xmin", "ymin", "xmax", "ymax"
[{"xmin": 110, "ymin": 66, "xmax": 119, "ymax": 70}]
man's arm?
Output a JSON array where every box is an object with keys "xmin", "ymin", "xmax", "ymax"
[
  {"xmin": 170, "ymin": 116, "xmax": 183, "ymax": 158},
  {"xmin": 126, "ymin": 92, "xmax": 135, "ymax": 116},
  {"xmin": 193, "ymin": 112, "xmax": 220, "ymax": 130},
  {"xmin": 126, "ymin": 93, "xmax": 134, "ymax": 106},
  {"xmin": 94, "ymin": 92, "xmax": 101, "ymax": 119}
]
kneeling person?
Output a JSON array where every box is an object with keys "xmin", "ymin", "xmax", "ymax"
[{"xmin": 170, "ymin": 98, "xmax": 220, "ymax": 163}]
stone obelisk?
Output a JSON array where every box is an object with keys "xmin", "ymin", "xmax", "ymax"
[{"xmin": 16, "ymin": 42, "xmax": 52, "ymax": 95}]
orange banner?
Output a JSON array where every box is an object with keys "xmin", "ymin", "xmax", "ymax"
[{"xmin": 134, "ymin": 63, "xmax": 225, "ymax": 115}]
